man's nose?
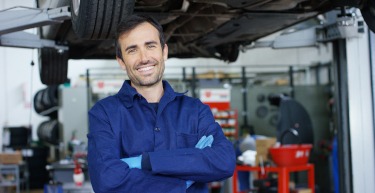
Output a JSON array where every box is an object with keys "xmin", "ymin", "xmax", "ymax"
[{"xmin": 139, "ymin": 50, "xmax": 149, "ymax": 64}]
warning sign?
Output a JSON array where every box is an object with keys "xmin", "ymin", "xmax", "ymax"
[{"xmin": 200, "ymin": 89, "xmax": 230, "ymax": 110}]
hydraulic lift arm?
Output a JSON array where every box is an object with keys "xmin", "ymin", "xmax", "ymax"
[{"xmin": 0, "ymin": 6, "xmax": 71, "ymax": 50}]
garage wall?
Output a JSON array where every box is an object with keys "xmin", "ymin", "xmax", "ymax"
[
  {"xmin": 69, "ymin": 43, "xmax": 333, "ymax": 86},
  {"xmin": 0, "ymin": 0, "xmax": 47, "ymax": 149}
]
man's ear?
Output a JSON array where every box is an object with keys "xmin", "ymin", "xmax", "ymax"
[
  {"xmin": 116, "ymin": 57, "xmax": 127, "ymax": 71},
  {"xmin": 163, "ymin": 44, "xmax": 168, "ymax": 61}
]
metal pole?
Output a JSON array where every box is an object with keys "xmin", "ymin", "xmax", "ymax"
[
  {"xmin": 86, "ymin": 69, "xmax": 91, "ymax": 131},
  {"xmin": 370, "ymin": 27, "xmax": 375, "ymax": 155},
  {"xmin": 241, "ymin": 66, "xmax": 254, "ymax": 135},
  {"xmin": 241, "ymin": 67, "xmax": 248, "ymax": 126},
  {"xmin": 332, "ymin": 39, "xmax": 353, "ymax": 193},
  {"xmin": 289, "ymin": 66, "xmax": 295, "ymax": 98},
  {"xmin": 315, "ymin": 63, "xmax": 321, "ymax": 85},
  {"xmin": 192, "ymin": 67, "xmax": 196, "ymax": 98},
  {"xmin": 182, "ymin": 67, "xmax": 186, "ymax": 82},
  {"xmin": 328, "ymin": 63, "xmax": 333, "ymax": 85}
]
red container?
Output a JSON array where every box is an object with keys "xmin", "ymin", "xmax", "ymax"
[{"xmin": 269, "ymin": 144, "xmax": 312, "ymax": 167}]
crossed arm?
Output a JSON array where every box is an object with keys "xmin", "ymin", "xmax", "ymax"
[{"xmin": 122, "ymin": 135, "xmax": 214, "ymax": 188}]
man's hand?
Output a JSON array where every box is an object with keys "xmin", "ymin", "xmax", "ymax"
[
  {"xmin": 186, "ymin": 180, "xmax": 194, "ymax": 189},
  {"xmin": 195, "ymin": 135, "xmax": 214, "ymax": 149},
  {"xmin": 186, "ymin": 135, "xmax": 214, "ymax": 189},
  {"xmin": 121, "ymin": 155, "xmax": 142, "ymax": 169}
]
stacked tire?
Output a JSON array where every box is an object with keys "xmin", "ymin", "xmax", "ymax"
[
  {"xmin": 34, "ymin": 85, "xmax": 59, "ymax": 118},
  {"xmin": 37, "ymin": 119, "xmax": 60, "ymax": 145},
  {"xmin": 34, "ymin": 86, "xmax": 61, "ymax": 145}
]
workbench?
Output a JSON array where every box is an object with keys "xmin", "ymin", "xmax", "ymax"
[{"xmin": 232, "ymin": 164, "xmax": 315, "ymax": 193}]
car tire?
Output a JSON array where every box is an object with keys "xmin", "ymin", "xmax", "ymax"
[
  {"xmin": 70, "ymin": 0, "xmax": 135, "ymax": 39},
  {"xmin": 39, "ymin": 48, "xmax": 69, "ymax": 85},
  {"xmin": 37, "ymin": 119, "xmax": 60, "ymax": 145},
  {"xmin": 33, "ymin": 86, "xmax": 59, "ymax": 118},
  {"xmin": 361, "ymin": 0, "xmax": 375, "ymax": 33}
]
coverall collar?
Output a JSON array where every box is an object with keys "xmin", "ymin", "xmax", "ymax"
[{"xmin": 118, "ymin": 80, "xmax": 185, "ymax": 108}]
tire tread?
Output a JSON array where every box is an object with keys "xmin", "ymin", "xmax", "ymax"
[{"xmin": 71, "ymin": 0, "xmax": 135, "ymax": 39}]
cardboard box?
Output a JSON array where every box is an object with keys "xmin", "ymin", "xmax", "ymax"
[
  {"xmin": 291, "ymin": 188, "xmax": 312, "ymax": 193},
  {"xmin": 0, "ymin": 151, "xmax": 22, "ymax": 164},
  {"xmin": 255, "ymin": 138, "xmax": 277, "ymax": 165},
  {"xmin": 256, "ymin": 138, "xmax": 277, "ymax": 154}
]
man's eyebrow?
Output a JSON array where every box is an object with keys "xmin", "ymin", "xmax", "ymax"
[
  {"xmin": 124, "ymin": 41, "xmax": 158, "ymax": 51},
  {"xmin": 145, "ymin": 40, "xmax": 158, "ymax": 45}
]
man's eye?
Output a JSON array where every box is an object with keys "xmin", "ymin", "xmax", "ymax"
[
  {"xmin": 127, "ymin": 49, "xmax": 136, "ymax": 54},
  {"xmin": 147, "ymin": 45, "xmax": 156, "ymax": 49}
]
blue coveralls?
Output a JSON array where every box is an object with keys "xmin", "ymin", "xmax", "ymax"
[{"xmin": 87, "ymin": 80, "xmax": 236, "ymax": 193}]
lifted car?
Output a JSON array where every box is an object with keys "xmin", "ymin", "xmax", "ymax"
[{"xmin": 36, "ymin": 0, "xmax": 374, "ymax": 85}]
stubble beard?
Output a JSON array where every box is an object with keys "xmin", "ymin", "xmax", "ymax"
[{"xmin": 129, "ymin": 60, "xmax": 165, "ymax": 88}]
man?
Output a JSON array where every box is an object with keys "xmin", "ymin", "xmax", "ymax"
[{"xmin": 87, "ymin": 14, "xmax": 236, "ymax": 193}]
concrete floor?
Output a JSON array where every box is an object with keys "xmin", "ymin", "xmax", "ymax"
[
  {"xmin": 29, "ymin": 190, "xmax": 43, "ymax": 193},
  {"xmin": 0, "ymin": 188, "xmax": 43, "ymax": 193}
]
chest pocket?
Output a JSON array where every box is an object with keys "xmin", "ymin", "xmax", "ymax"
[{"xmin": 176, "ymin": 132, "xmax": 199, "ymax": 148}]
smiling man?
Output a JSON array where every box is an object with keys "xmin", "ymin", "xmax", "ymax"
[
  {"xmin": 117, "ymin": 21, "xmax": 166, "ymax": 89},
  {"xmin": 87, "ymin": 15, "xmax": 236, "ymax": 193}
]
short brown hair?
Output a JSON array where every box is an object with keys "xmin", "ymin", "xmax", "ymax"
[{"xmin": 116, "ymin": 15, "xmax": 165, "ymax": 60}]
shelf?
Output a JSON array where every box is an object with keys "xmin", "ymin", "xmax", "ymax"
[
  {"xmin": 214, "ymin": 115, "xmax": 237, "ymax": 119},
  {"xmin": 208, "ymin": 108, "xmax": 238, "ymax": 190},
  {"xmin": 224, "ymin": 133, "xmax": 237, "ymax": 136},
  {"xmin": 212, "ymin": 109, "xmax": 238, "ymax": 141},
  {"xmin": 220, "ymin": 124, "xmax": 236, "ymax": 128},
  {"xmin": 0, "ymin": 164, "xmax": 21, "ymax": 193},
  {"xmin": 0, "ymin": 182, "xmax": 17, "ymax": 186}
]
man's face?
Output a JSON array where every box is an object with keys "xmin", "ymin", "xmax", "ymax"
[{"xmin": 117, "ymin": 22, "xmax": 168, "ymax": 88}]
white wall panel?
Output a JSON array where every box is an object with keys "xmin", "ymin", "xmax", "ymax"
[{"xmin": 0, "ymin": 0, "xmax": 47, "ymax": 147}]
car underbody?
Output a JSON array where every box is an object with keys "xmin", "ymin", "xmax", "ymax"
[
  {"xmin": 38, "ymin": 0, "xmax": 338, "ymax": 61},
  {"xmin": 33, "ymin": 0, "xmax": 373, "ymax": 84}
]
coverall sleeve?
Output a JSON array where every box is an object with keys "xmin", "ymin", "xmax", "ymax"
[
  {"xmin": 87, "ymin": 104, "xmax": 186, "ymax": 193},
  {"xmin": 148, "ymin": 103, "xmax": 236, "ymax": 182}
]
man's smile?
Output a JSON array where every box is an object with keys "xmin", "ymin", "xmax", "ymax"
[{"xmin": 137, "ymin": 65, "xmax": 155, "ymax": 72}]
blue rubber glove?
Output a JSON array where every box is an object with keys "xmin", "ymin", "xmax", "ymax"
[
  {"xmin": 121, "ymin": 155, "xmax": 142, "ymax": 169},
  {"xmin": 195, "ymin": 135, "xmax": 214, "ymax": 149},
  {"xmin": 186, "ymin": 180, "xmax": 194, "ymax": 189},
  {"xmin": 186, "ymin": 135, "xmax": 215, "ymax": 189}
]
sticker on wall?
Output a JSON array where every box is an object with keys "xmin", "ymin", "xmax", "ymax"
[{"xmin": 200, "ymin": 88, "xmax": 230, "ymax": 111}]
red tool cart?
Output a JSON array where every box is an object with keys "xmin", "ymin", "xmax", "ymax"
[{"xmin": 232, "ymin": 164, "xmax": 315, "ymax": 193}]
